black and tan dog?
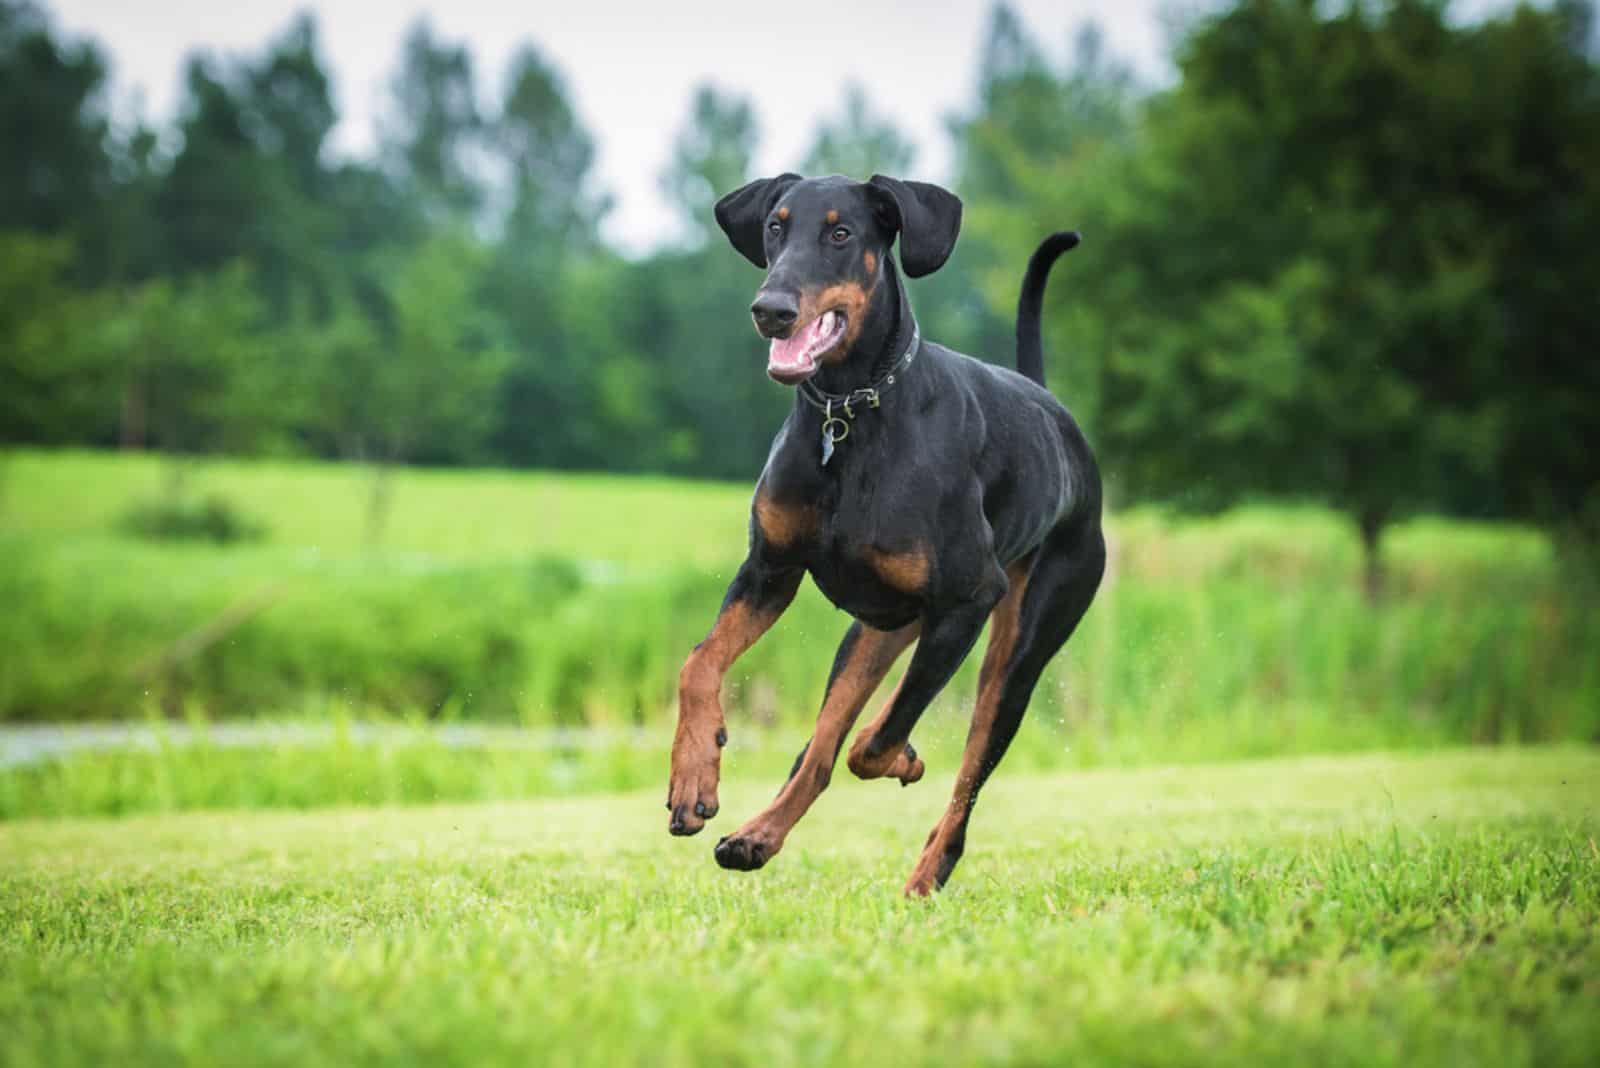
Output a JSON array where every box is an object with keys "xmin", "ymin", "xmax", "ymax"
[{"xmin": 666, "ymin": 172, "xmax": 1104, "ymax": 896}]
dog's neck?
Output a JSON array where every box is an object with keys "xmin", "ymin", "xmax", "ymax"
[{"xmin": 808, "ymin": 257, "xmax": 912, "ymax": 397}]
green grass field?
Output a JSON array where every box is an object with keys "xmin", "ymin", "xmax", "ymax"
[
  {"xmin": 2, "ymin": 749, "xmax": 1596, "ymax": 1067},
  {"xmin": 3, "ymin": 451, "xmax": 1597, "ymax": 1064},
  {"xmin": 3, "ymin": 449, "xmax": 1596, "ymax": 757}
]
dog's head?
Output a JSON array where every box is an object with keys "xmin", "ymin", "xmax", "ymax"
[{"xmin": 714, "ymin": 174, "xmax": 962, "ymax": 384}]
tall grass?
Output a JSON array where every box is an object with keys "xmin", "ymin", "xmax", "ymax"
[{"xmin": 2, "ymin": 448, "xmax": 1595, "ymax": 752}]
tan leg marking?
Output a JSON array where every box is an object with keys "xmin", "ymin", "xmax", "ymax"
[
  {"xmin": 904, "ymin": 560, "xmax": 1033, "ymax": 896},
  {"xmin": 720, "ymin": 623, "xmax": 918, "ymax": 859},
  {"xmin": 669, "ymin": 588, "xmax": 796, "ymax": 834}
]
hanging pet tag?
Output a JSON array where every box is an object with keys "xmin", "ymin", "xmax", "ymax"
[{"xmin": 820, "ymin": 400, "xmax": 849, "ymax": 466}]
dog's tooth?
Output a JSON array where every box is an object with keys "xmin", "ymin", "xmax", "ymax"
[{"xmin": 822, "ymin": 311, "xmax": 834, "ymax": 333}]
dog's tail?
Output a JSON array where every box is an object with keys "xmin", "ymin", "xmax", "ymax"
[{"xmin": 1015, "ymin": 231, "xmax": 1081, "ymax": 387}]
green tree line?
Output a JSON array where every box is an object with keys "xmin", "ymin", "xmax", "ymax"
[{"xmin": 2, "ymin": 0, "xmax": 1597, "ymax": 578}]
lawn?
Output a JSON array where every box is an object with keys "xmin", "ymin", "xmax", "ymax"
[{"xmin": 2, "ymin": 748, "xmax": 1596, "ymax": 1067}]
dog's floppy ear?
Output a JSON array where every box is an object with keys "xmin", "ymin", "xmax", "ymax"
[
  {"xmin": 866, "ymin": 175, "xmax": 963, "ymax": 278},
  {"xmin": 714, "ymin": 173, "xmax": 801, "ymax": 268}
]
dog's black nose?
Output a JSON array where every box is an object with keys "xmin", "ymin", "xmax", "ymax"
[{"xmin": 750, "ymin": 291, "xmax": 799, "ymax": 337}]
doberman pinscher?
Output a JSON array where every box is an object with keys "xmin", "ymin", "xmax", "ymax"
[{"xmin": 666, "ymin": 173, "xmax": 1104, "ymax": 896}]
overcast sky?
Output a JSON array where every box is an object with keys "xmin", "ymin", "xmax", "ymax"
[{"xmin": 47, "ymin": 0, "xmax": 1189, "ymax": 252}]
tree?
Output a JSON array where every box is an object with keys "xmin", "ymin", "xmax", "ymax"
[
  {"xmin": 659, "ymin": 85, "xmax": 759, "ymax": 247},
  {"xmin": 1470, "ymin": 2, "xmax": 1600, "ymax": 560},
  {"xmin": 306, "ymin": 234, "xmax": 510, "ymax": 542},
  {"xmin": 492, "ymin": 45, "xmax": 607, "ymax": 253},
  {"xmin": 0, "ymin": 232, "xmax": 114, "ymax": 444},
  {"xmin": 800, "ymin": 83, "xmax": 915, "ymax": 178},
  {"xmin": 482, "ymin": 45, "xmax": 614, "ymax": 468},
  {"xmin": 638, "ymin": 86, "xmax": 791, "ymax": 478},
  {"xmin": 936, "ymin": 5, "xmax": 1137, "ymax": 372},
  {"xmin": 379, "ymin": 20, "xmax": 485, "ymax": 227},
  {"xmin": 102, "ymin": 266, "xmax": 279, "ymax": 458},
  {"xmin": 0, "ymin": 1, "xmax": 116, "ymax": 274},
  {"xmin": 153, "ymin": 15, "xmax": 343, "ymax": 316},
  {"xmin": 1028, "ymin": 0, "xmax": 1600, "ymax": 594}
]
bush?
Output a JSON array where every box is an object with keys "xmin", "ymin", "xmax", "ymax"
[{"xmin": 118, "ymin": 492, "xmax": 266, "ymax": 544}]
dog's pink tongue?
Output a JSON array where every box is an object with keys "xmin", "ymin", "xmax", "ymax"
[{"xmin": 768, "ymin": 317, "xmax": 823, "ymax": 374}]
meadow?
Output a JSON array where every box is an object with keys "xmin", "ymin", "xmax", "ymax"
[
  {"xmin": 2, "ymin": 449, "xmax": 1595, "ymax": 764},
  {"xmin": 3, "ymin": 449, "xmax": 1597, "ymax": 1066},
  {"xmin": 2, "ymin": 748, "xmax": 1596, "ymax": 1067}
]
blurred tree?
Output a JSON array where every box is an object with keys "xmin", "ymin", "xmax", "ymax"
[
  {"xmin": 659, "ymin": 85, "xmax": 759, "ymax": 246},
  {"xmin": 482, "ymin": 45, "xmax": 613, "ymax": 468},
  {"xmin": 641, "ymin": 86, "xmax": 791, "ymax": 478},
  {"xmin": 1471, "ymin": 1, "xmax": 1600, "ymax": 563},
  {"xmin": 800, "ymin": 83, "xmax": 916, "ymax": 178},
  {"xmin": 243, "ymin": 14, "xmax": 335, "ymax": 198},
  {"xmin": 380, "ymin": 20, "xmax": 485, "ymax": 227},
  {"xmin": 0, "ymin": 232, "xmax": 115, "ymax": 444},
  {"xmin": 492, "ymin": 45, "xmax": 607, "ymax": 254},
  {"xmin": 102, "ymin": 266, "xmax": 279, "ymax": 457},
  {"xmin": 1036, "ymin": 0, "xmax": 1600, "ymax": 594},
  {"xmin": 0, "ymin": 1, "xmax": 116, "ymax": 275},
  {"xmin": 306, "ymin": 234, "xmax": 509, "ymax": 541},
  {"xmin": 154, "ymin": 16, "xmax": 341, "ymax": 316},
  {"xmin": 936, "ymin": 6, "xmax": 1136, "ymax": 378}
]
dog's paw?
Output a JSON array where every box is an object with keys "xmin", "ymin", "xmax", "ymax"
[
  {"xmin": 893, "ymin": 742, "xmax": 925, "ymax": 786},
  {"xmin": 847, "ymin": 736, "xmax": 924, "ymax": 785},
  {"xmin": 666, "ymin": 727, "xmax": 726, "ymax": 836},
  {"xmin": 713, "ymin": 832, "xmax": 777, "ymax": 871}
]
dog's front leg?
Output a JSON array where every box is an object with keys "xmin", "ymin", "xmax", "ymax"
[
  {"xmin": 712, "ymin": 620, "xmax": 919, "ymax": 871},
  {"xmin": 667, "ymin": 558, "xmax": 802, "ymax": 836}
]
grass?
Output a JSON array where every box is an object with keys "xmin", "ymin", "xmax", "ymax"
[
  {"xmin": 1, "ymin": 748, "xmax": 1596, "ymax": 1066},
  {"xmin": 2, "ymin": 448, "xmax": 1595, "ymax": 755},
  {"xmin": 0, "ymin": 448, "xmax": 751, "ymax": 567},
  {"xmin": 0, "ymin": 708, "xmax": 1529, "ymax": 822}
]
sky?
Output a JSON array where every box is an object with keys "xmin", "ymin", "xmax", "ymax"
[{"xmin": 46, "ymin": 0, "xmax": 1183, "ymax": 252}]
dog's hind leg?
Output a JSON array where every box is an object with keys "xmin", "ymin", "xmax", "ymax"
[
  {"xmin": 903, "ymin": 520, "xmax": 1105, "ymax": 896},
  {"xmin": 714, "ymin": 621, "xmax": 917, "ymax": 871},
  {"xmin": 845, "ymin": 670, "xmax": 925, "ymax": 785},
  {"xmin": 845, "ymin": 562, "xmax": 1008, "ymax": 784}
]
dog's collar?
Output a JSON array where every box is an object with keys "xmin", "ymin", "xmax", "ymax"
[{"xmin": 795, "ymin": 318, "xmax": 920, "ymax": 419}]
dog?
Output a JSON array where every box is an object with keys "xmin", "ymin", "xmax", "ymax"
[{"xmin": 666, "ymin": 173, "xmax": 1104, "ymax": 895}]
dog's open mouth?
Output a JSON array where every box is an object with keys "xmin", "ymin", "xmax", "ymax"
[{"xmin": 768, "ymin": 310, "xmax": 847, "ymax": 384}]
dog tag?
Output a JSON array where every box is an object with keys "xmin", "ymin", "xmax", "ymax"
[{"xmin": 819, "ymin": 401, "xmax": 849, "ymax": 467}]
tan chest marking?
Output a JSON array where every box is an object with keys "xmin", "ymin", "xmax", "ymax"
[{"xmin": 864, "ymin": 546, "xmax": 931, "ymax": 595}]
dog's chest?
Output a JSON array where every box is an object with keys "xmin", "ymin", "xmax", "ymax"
[{"xmin": 756, "ymin": 481, "xmax": 931, "ymax": 631}]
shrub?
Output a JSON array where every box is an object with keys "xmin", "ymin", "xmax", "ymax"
[{"xmin": 118, "ymin": 492, "xmax": 266, "ymax": 544}]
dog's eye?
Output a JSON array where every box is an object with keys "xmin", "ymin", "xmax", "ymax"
[
  {"xmin": 831, "ymin": 226, "xmax": 850, "ymax": 244},
  {"xmin": 768, "ymin": 221, "xmax": 782, "ymax": 236}
]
